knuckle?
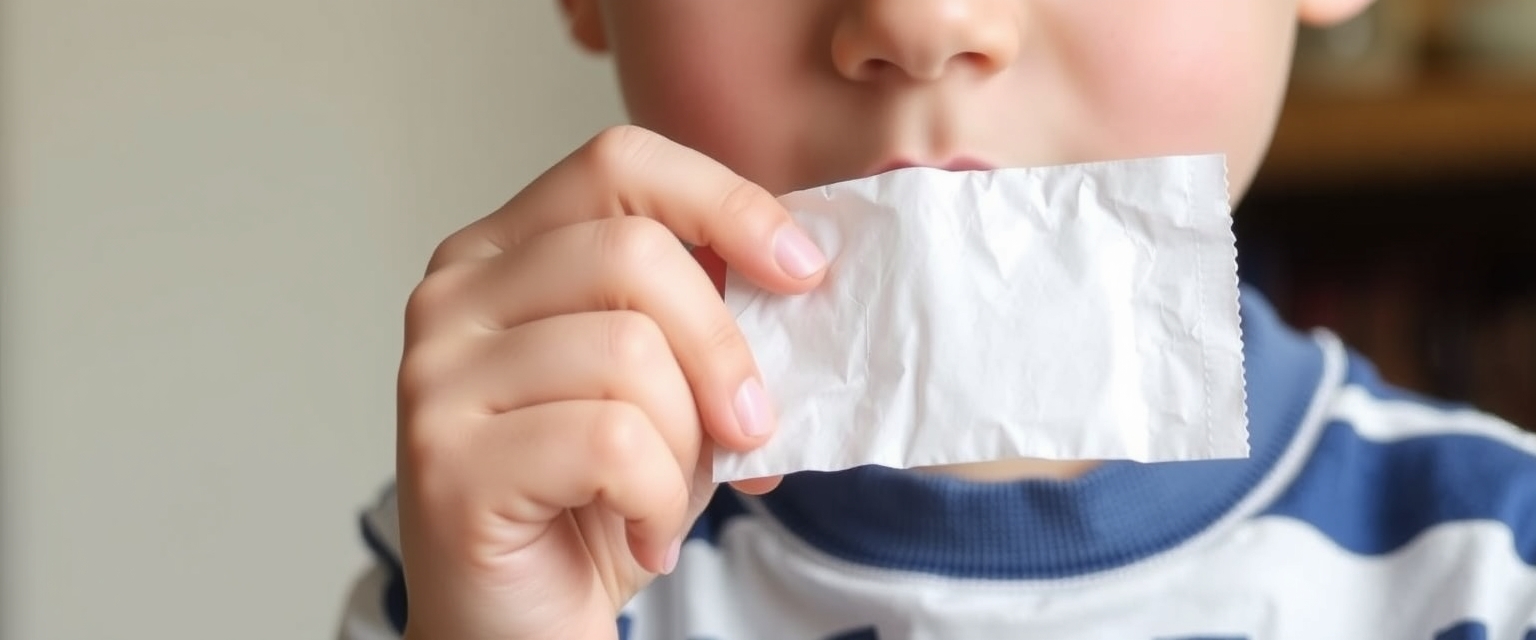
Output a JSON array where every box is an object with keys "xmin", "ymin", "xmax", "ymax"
[
  {"xmin": 597, "ymin": 216, "xmax": 676, "ymax": 274},
  {"xmin": 403, "ymin": 261, "xmax": 476, "ymax": 331},
  {"xmin": 395, "ymin": 347, "xmax": 478, "ymax": 477},
  {"xmin": 396, "ymin": 340, "xmax": 456, "ymax": 405},
  {"xmin": 425, "ymin": 233, "xmax": 467, "ymax": 274},
  {"xmin": 716, "ymin": 178, "xmax": 774, "ymax": 223},
  {"xmin": 588, "ymin": 402, "xmax": 651, "ymax": 467},
  {"xmin": 604, "ymin": 311, "xmax": 669, "ymax": 372},
  {"xmin": 425, "ymin": 225, "xmax": 506, "ymax": 275},
  {"xmin": 585, "ymin": 124, "xmax": 660, "ymax": 184}
]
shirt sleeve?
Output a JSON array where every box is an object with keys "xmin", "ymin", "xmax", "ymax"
[
  {"xmin": 336, "ymin": 564, "xmax": 404, "ymax": 640},
  {"xmin": 337, "ymin": 485, "xmax": 408, "ymax": 639}
]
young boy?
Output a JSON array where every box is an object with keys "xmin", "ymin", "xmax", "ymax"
[{"xmin": 340, "ymin": 2, "xmax": 1536, "ymax": 639}]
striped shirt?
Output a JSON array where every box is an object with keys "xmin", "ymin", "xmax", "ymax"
[{"xmin": 339, "ymin": 285, "xmax": 1536, "ymax": 640}]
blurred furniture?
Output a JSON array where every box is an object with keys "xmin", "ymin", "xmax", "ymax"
[{"xmin": 1239, "ymin": 1, "xmax": 1536, "ymax": 429}]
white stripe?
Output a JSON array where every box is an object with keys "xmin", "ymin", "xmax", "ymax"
[
  {"xmin": 644, "ymin": 506, "xmax": 1536, "ymax": 638},
  {"xmin": 363, "ymin": 485, "xmax": 402, "ymax": 562},
  {"xmin": 1330, "ymin": 383, "xmax": 1536, "ymax": 454},
  {"xmin": 1225, "ymin": 517, "xmax": 1536, "ymax": 638},
  {"xmin": 336, "ymin": 565, "xmax": 401, "ymax": 640}
]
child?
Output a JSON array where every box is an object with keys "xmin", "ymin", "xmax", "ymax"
[{"xmin": 340, "ymin": 1, "xmax": 1536, "ymax": 638}]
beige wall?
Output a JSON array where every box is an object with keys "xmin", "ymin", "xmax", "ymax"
[{"xmin": 0, "ymin": 1, "xmax": 625, "ymax": 637}]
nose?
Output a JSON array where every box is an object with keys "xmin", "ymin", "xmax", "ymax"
[{"xmin": 831, "ymin": 0, "xmax": 1021, "ymax": 83}]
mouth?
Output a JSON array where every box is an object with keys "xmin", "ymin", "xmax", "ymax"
[{"xmin": 871, "ymin": 156, "xmax": 998, "ymax": 176}]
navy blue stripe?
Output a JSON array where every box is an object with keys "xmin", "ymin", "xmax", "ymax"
[
  {"xmin": 382, "ymin": 572, "xmax": 408, "ymax": 636},
  {"xmin": 359, "ymin": 513, "xmax": 408, "ymax": 634},
  {"xmin": 1260, "ymin": 419, "xmax": 1536, "ymax": 564},
  {"xmin": 1434, "ymin": 621, "xmax": 1488, "ymax": 640}
]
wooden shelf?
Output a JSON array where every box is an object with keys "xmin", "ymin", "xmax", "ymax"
[{"xmin": 1254, "ymin": 75, "xmax": 1536, "ymax": 191}]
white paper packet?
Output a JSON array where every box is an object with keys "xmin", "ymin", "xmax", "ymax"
[{"xmin": 713, "ymin": 154, "xmax": 1248, "ymax": 483}]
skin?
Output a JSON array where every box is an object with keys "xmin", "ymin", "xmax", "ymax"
[{"xmin": 396, "ymin": 1, "xmax": 1376, "ymax": 639}]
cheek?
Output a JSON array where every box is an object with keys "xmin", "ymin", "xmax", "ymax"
[
  {"xmin": 606, "ymin": 4, "xmax": 819, "ymax": 193},
  {"xmin": 1055, "ymin": 2, "xmax": 1296, "ymax": 189}
]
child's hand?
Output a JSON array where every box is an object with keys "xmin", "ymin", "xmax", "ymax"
[{"xmin": 393, "ymin": 125, "xmax": 828, "ymax": 640}]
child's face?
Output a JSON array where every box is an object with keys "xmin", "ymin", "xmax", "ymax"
[{"xmin": 563, "ymin": 0, "xmax": 1371, "ymax": 200}]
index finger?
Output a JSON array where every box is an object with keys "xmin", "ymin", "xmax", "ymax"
[{"xmin": 430, "ymin": 125, "xmax": 828, "ymax": 296}]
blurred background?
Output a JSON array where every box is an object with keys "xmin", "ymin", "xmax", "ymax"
[
  {"xmin": 1238, "ymin": 0, "xmax": 1536, "ymax": 430},
  {"xmin": 0, "ymin": 1, "xmax": 625, "ymax": 638},
  {"xmin": 0, "ymin": 0, "xmax": 1531, "ymax": 639}
]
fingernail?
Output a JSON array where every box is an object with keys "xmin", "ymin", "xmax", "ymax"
[
  {"xmin": 663, "ymin": 536, "xmax": 682, "ymax": 575},
  {"xmin": 773, "ymin": 226, "xmax": 826, "ymax": 279},
  {"xmin": 734, "ymin": 377, "xmax": 774, "ymax": 438}
]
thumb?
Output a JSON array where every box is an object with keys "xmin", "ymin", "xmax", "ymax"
[
  {"xmin": 695, "ymin": 244, "xmax": 825, "ymax": 297},
  {"xmin": 691, "ymin": 222, "xmax": 826, "ymax": 298}
]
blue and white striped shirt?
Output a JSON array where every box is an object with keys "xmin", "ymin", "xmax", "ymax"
[{"xmin": 340, "ymin": 285, "xmax": 1536, "ymax": 640}]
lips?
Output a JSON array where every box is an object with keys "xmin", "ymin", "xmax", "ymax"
[{"xmin": 873, "ymin": 157, "xmax": 997, "ymax": 176}]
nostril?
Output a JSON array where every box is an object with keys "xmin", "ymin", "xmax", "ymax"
[
  {"xmin": 830, "ymin": 7, "xmax": 1019, "ymax": 83},
  {"xmin": 856, "ymin": 58, "xmax": 899, "ymax": 81},
  {"xmin": 956, "ymin": 52, "xmax": 988, "ymax": 68},
  {"xmin": 953, "ymin": 51, "xmax": 999, "ymax": 75}
]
